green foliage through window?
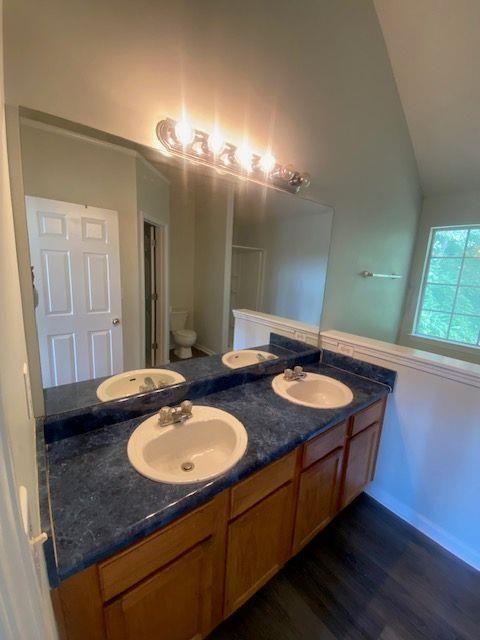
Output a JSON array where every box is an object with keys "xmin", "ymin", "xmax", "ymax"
[{"xmin": 415, "ymin": 226, "xmax": 480, "ymax": 347}]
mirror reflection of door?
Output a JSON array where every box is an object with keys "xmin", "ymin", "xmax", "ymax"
[
  {"xmin": 142, "ymin": 216, "xmax": 167, "ymax": 368},
  {"xmin": 26, "ymin": 196, "xmax": 123, "ymax": 387},
  {"xmin": 229, "ymin": 246, "xmax": 265, "ymax": 347},
  {"xmin": 144, "ymin": 221, "xmax": 156, "ymax": 368}
]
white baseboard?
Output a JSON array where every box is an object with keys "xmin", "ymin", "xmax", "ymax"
[
  {"xmin": 366, "ymin": 485, "xmax": 480, "ymax": 571},
  {"xmin": 194, "ymin": 343, "xmax": 216, "ymax": 356}
]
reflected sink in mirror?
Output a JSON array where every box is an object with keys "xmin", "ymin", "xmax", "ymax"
[
  {"xmin": 127, "ymin": 405, "xmax": 248, "ymax": 484},
  {"xmin": 272, "ymin": 372, "xmax": 353, "ymax": 409},
  {"xmin": 222, "ymin": 349, "xmax": 278, "ymax": 369},
  {"xmin": 96, "ymin": 369, "xmax": 186, "ymax": 402}
]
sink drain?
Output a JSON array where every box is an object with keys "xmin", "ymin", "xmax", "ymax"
[{"xmin": 181, "ymin": 461, "xmax": 194, "ymax": 472}]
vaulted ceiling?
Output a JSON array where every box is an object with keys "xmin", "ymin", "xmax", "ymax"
[{"xmin": 374, "ymin": 0, "xmax": 480, "ymax": 196}]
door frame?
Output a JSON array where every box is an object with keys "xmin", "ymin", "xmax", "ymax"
[
  {"xmin": 231, "ymin": 245, "xmax": 266, "ymax": 310},
  {"xmin": 138, "ymin": 211, "xmax": 169, "ymax": 366}
]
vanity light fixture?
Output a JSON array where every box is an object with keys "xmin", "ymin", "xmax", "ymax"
[
  {"xmin": 156, "ymin": 117, "xmax": 310, "ymax": 193},
  {"xmin": 174, "ymin": 119, "xmax": 195, "ymax": 146}
]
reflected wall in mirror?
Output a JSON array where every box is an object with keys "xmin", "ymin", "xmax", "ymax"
[
  {"xmin": 18, "ymin": 117, "xmax": 333, "ymax": 415},
  {"xmin": 231, "ymin": 183, "xmax": 332, "ymax": 344}
]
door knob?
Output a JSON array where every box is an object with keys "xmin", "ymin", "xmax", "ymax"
[{"xmin": 112, "ymin": 318, "xmax": 121, "ymax": 325}]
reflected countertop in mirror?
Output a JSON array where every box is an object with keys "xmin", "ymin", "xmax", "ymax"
[{"xmin": 43, "ymin": 341, "xmax": 297, "ymax": 416}]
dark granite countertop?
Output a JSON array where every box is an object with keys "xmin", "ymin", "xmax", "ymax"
[
  {"xmin": 43, "ymin": 343, "xmax": 292, "ymax": 416},
  {"xmin": 46, "ymin": 361, "xmax": 389, "ymax": 582}
]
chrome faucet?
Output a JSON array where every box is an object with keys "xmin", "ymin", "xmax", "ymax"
[
  {"xmin": 256, "ymin": 353, "xmax": 276, "ymax": 362},
  {"xmin": 139, "ymin": 376, "xmax": 168, "ymax": 393},
  {"xmin": 157, "ymin": 400, "xmax": 193, "ymax": 426},
  {"xmin": 139, "ymin": 376, "xmax": 157, "ymax": 392},
  {"xmin": 284, "ymin": 366, "xmax": 307, "ymax": 381}
]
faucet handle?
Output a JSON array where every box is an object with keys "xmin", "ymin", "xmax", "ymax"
[
  {"xmin": 180, "ymin": 400, "xmax": 193, "ymax": 415},
  {"xmin": 284, "ymin": 368, "xmax": 294, "ymax": 380},
  {"xmin": 294, "ymin": 365, "xmax": 307, "ymax": 379},
  {"xmin": 158, "ymin": 406, "xmax": 172, "ymax": 425}
]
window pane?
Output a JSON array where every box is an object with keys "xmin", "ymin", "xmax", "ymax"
[
  {"xmin": 448, "ymin": 315, "xmax": 480, "ymax": 345},
  {"xmin": 431, "ymin": 229, "xmax": 468, "ymax": 257},
  {"xmin": 465, "ymin": 228, "xmax": 480, "ymax": 258},
  {"xmin": 416, "ymin": 310, "xmax": 450, "ymax": 339},
  {"xmin": 426, "ymin": 257, "xmax": 462, "ymax": 284},
  {"xmin": 422, "ymin": 284, "xmax": 456, "ymax": 312},
  {"xmin": 415, "ymin": 225, "xmax": 480, "ymax": 348},
  {"xmin": 454, "ymin": 287, "xmax": 480, "ymax": 315},
  {"xmin": 460, "ymin": 258, "xmax": 480, "ymax": 285}
]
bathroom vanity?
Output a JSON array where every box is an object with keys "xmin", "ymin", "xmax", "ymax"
[{"xmin": 42, "ymin": 345, "xmax": 391, "ymax": 640}]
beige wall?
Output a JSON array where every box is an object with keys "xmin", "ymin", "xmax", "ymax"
[
  {"xmin": 194, "ymin": 178, "xmax": 233, "ymax": 353},
  {"xmin": 4, "ymin": 0, "xmax": 421, "ymax": 344},
  {"xmin": 234, "ymin": 186, "xmax": 333, "ymax": 326},
  {"xmin": 160, "ymin": 165, "xmax": 196, "ymax": 330},
  {"xmin": 0, "ymin": 49, "xmax": 38, "ymax": 526},
  {"xmin": 1, "ymin": 9, "xmax": 58, "ymax": 632},
  {"xmin": 398, "ymin": 190, "xmax": 480, "ymax": 365},
  {"xmin": 5, "ymin": 107, "xmax": 45, "ymax": 413},
  {"xmin": 20, "ymin": 122, "xmax": 142, "ymax": 371},
  {"xmin": 136, "ymin": 157, "xmax": 169, "ymax": 227},
  {"xmin": 135, "ymin": 157, "xmax": 170, "ymax": 361}
]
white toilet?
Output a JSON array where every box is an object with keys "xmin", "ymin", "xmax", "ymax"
[{"xmin": 170, "ymin": 309, "xmax": 197, "ymax": 359}]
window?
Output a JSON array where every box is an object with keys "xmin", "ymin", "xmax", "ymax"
[{"xmin": 414, "ymin": 225, "xmax": 480, "ymax": 347}]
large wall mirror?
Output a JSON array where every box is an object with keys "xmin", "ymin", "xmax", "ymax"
[{"xmin": 15, "ymin": 115, "xmax": 333, "ymax": 415}]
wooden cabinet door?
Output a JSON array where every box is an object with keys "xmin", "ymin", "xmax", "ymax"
[
  {"xmin": 104, "ymin": 539, "xmax": 214, "ymax": 640},
  {"xmin": 225, "ymin": 482, "xmax": 294, "ymax": 616},
  {"xmin": 293, "ymin": 447, "xmax": 344, "ymax": 553},
  {"xmin": 341, "ymin": 421, "xmax": 380, "ymax": 508}
]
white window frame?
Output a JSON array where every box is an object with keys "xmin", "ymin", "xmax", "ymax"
[{"xmin": 413, "ymin": 223, "xmax": 480, "ymax": 350}]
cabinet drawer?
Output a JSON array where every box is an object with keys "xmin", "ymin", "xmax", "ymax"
[
  {"xmin": 351, "ymin": 399, "xmax": 384, "ymax": 437},
  {"xmin": 99, "ymin": 493, "xmax": 225, "ymax": 602},
  {"xmin": 230, "ymin": 451, "xmax": 296, "ymax": 519},
  {"xmin": 302, "ymin": 421, "xmax": 347, "ymax": 469}
]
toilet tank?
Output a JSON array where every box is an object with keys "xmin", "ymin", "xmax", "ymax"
[{"xmin": 170, "ymin": 308, "xmax": 188, "ymax": 331}]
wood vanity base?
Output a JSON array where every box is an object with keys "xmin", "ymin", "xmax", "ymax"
[{"xmin": 52, "ymin": 398, "xmax": 386, "ymax": 640}]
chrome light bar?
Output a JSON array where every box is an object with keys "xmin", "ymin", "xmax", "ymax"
[{"xmin": 156, "ymin": 117, "xmax": 310, "ymax": 194}]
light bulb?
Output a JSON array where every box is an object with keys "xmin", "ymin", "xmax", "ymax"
[
  {"xmin": 174, "ymin": 119, "xmax": 194, "ymax": 146},
  {"xmin": 207, "ymin": 131, "xmax": 224, "ymax": 155},
  {"xmin": 260, "ymin": 153, "xmax": 276, "ymax": 173},
  {"xmin": 235, "ymin": 145, "xmax": 253, "ymax": 172}
]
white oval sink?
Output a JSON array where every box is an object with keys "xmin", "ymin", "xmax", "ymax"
[
  {"xmin": 222, "ymin": 349, "xmax": 278, "ymax": 369},
  {"xmin": 127, "ymin": 405, "xmax": 248, "ymax": 484},
  {"xmin": 272, "ymin": 372, "xmax": 353, "ymax": 409},
  {"xmin": 96, "ymin": 369, "xmax": 186, "ymax": 402}
]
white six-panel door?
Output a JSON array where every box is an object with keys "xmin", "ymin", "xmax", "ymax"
[{"xmin": 26, "ymin": 196, "xmax": 123, "ymax": 388}]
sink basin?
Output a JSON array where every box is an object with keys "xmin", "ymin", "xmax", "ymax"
[
  {"xmin": 222, "ymin": 349, "xmax": 278, "ymax": 369},
  {"xmin": 96, "ymin": 369, "xmax": 186, "ymax": 402},
  {"xmin": 127, "ymin": 405, "xmax": 248, "ymax": 484},
  {"xmin": 271, "ymin": 372, "xmax": 353, "ymax": 409}
]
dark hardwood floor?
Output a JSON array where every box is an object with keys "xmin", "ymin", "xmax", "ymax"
[
  {"xmin": 209, "ymin": 494, "xmax": 480, "ymax": 640},
  {"xmin": 169, "ymin": 346, "xmax": 208, "ymax": 362}
]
